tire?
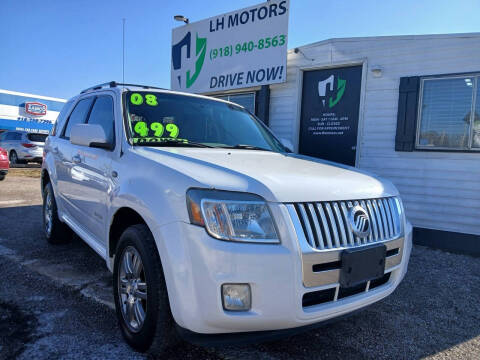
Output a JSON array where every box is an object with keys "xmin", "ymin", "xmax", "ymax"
[
  {"xmin": 0, "ymin": 175, "xmax": 4, "ymax": 181},
  {"xmin": 113, "ymin": 224, "xmax": 179, "ymax": 354},
  {"xmin": 42, "ymin": 182, "xmax": 72, "ymax": 244},
  {"xmin": 9, "ymin": 151, "xmax": 18, "ymax": 165}
]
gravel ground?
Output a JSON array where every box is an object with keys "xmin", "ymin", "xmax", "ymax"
[{"xmin": 0, "ymin": 173, "xmax": 479, "ymax": 359}]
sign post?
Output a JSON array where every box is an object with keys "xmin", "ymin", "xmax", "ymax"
[{"xmin": 171, "ymin": 0, "xmax": 290, "ymax": 93}]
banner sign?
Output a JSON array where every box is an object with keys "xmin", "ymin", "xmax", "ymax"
[
  {"xmin": 299, "ymin": 66, "xmax": 363, "ymax": 166},
  {"xmin": 171, "ymin": 0, "xmax": 289, "ymax": 93},
  {"xmin": 25, "ymin": 102, "xmax": 47, "ymax": 116}
]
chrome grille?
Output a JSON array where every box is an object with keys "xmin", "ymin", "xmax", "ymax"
[{"xmin": 292, "ymin": 197, "xmax": 402, "ymax": 250}]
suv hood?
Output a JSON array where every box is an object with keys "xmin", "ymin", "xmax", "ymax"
[{"xmin": 134, "ymin": 148, "xmax": 398, "ymax": 203}]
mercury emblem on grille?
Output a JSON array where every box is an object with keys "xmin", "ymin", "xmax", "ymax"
[{"xmin": 348, "ymin": 205, "xmax": 371, "ymax": 237}]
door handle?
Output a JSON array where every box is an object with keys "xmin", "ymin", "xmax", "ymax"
[
  {"xmin": 52, "ymin": 147, "xmax": 59, "ymax": 154},
  {"xmin": 72, "ymin": 154, "xmax": 81, "ymax": 164}
]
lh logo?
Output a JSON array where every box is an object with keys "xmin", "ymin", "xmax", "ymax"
[
  {"xmin": 172, "ymin": 31, "xmax": 207, "ymax": 89},
  {"xmin": 318, "ymin": 75, "xmax": 346, "ymax": 108}
]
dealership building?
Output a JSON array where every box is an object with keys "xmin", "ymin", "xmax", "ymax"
[
  {"xmin": 203, "ymin": 32, "xmax": 480, "ymax": 255},
  {"xmin": 0, "ymin": 89, "xmax": 66, "ymax": 134}
]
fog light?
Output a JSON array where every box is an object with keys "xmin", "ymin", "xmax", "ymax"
[{"xmin": 222, "ymin": 284, "xmax": 251, "ymax": 311}]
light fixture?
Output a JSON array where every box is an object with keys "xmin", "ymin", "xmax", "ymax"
[
  {"xmin": 174, "ymin": 15, "xmax": 189, "ymax": 24},
  {"xmin": 222, "ymin": 284, "xmax": 251, "ymax": 311},
  {"xmin": 371, "ymin": 65, "xmax": 383, "ymax": 78}
]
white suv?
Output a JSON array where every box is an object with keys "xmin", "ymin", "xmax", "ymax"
[{"xmin": 41, "ymin": 82, "xmax": 412, "ymax": 353}]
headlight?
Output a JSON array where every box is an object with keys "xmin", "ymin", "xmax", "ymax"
[{"xmin": 186, "ymin": 189, "xmax": 279, "ymax": 243}]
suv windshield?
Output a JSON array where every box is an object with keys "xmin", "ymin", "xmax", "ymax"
[{"xmin": 124, "ymin": 91, "xmax": 287, "ymax": 152}]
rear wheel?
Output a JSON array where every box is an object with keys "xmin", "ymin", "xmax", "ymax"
[
  {"xmin": 9, "ymin": 151, "xmax": 18, "ymax": 165},
  {"xmin": 113, "ymin": 224, "xmax": 178, "ymax": 354},
  {"xmin": 42, "ymin": 182, "xmax": 72, "ymax": 244}
]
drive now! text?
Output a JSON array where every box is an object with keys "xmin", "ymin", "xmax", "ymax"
[{"xmin": 209, "ymin": 66, "xmax": 284, "ymax": 89}]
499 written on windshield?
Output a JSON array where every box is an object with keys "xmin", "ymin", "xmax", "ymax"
[{"xmin": 128, "ymin": 93, "xmax": 181, "ymax": 144}]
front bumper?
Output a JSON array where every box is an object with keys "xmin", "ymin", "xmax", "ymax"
[{"xmin": 155, "ymin": 203, "xmax": 412, "ymax": 335}]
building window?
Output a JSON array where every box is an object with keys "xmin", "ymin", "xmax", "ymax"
[
  {"xmin": 416, "ymin": 75, "xmax": 479, "ymax": 150},
  {"xmin": 216, "ymin": 93, "xmax": 255, "ymax": 114}
]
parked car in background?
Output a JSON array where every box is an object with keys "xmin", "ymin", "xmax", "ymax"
[
  {"xmin": 0, "ymin": 147, "xmax": 9, "ymax": 180},
  {"xmin": 0, "ymin": 131, "xmax": 47, "ymax": 164}
]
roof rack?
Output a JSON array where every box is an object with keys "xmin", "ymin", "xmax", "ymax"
[{"xmin": 80, "ymin": 81, "xmax": 167, "ymax": 94}]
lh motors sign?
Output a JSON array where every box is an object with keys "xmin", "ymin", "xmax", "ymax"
[{"xmin": 171, "ymin": 0, "xmax": 289, "ymax": 93}]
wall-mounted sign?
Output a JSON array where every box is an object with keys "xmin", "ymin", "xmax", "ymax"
[
  {"xmin": 299, "ymin": 65, "xmax": 363, "ymax": 167},
  {"xmin": 25, "ymin": 102, "xmax": 47, "ymax": 116},
  {"xmin": 171, "ymin": 0, "xmax": 289, "ymax": 93}
]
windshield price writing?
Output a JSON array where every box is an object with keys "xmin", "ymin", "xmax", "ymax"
[
  {"xmin": 130, "ymin": 93, "xmax": 159, "ymax": 106},
  {"xmin": 133, "ymin": 121, "xmax": 179, "ymax": 138},
  {"xmin": 129, "ymin": 93, "xmax": 180, "ymax": 139}
]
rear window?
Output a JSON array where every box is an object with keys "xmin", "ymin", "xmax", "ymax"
[{"xmin": 27, "ymin": 133, "xmax": 48, "ymax": 142}]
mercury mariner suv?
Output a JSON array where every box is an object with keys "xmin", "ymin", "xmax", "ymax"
[{"xmin": 41, "ymin": 82, "xmax": 412, "ymax": 353}]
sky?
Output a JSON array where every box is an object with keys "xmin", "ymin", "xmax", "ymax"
[{"xmin": 1, "ymin": 0, "xmax": 479, "ymax": 99}]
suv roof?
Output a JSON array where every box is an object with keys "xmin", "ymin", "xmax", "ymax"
[
  {"xmin": 80, "ymin": 81, "xmax": 167, "ymax": 94},
  {"xmin": 78, "ymin": 81, "xmax": 241, "ymax": 108}
]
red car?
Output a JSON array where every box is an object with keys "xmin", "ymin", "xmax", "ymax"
[{"xmin": 0, "ymin": 147, "xmax": 9, "ymax": 181}]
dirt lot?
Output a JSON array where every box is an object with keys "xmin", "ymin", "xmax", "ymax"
[{"xmin": 0, "ymin": 171, "xmax": 479, "ymax": 359}]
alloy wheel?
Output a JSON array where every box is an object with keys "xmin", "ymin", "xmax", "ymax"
[{"xmin": 118, "ymin": 246, "xmax": 148, "ymax": 333}]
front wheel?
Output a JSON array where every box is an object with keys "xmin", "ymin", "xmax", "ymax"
[{"xmin": 113, "ymin": 224, "xmax": 178, "ymax": 354}]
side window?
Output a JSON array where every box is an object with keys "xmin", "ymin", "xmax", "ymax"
[
  {"xmin": 52, "ymin": 100, "xmax": 74, "ymax": 136},
  {"xmin": 216, "ymin": 93, "xmax": 256, "ymax": 114},
  {"xmin": 87, "ymin": 96, "xmax": 115, "ymax": 146},
  {"xmin": 62, "ymin": 97, "xmax": 95, "ymax": 139},
  {"xmin": 417, "ymin": 76, "xmax": 475, "ymax": 150}
]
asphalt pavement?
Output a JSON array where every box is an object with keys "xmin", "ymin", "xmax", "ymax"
[{"xmin": 0, "ymin": 173, "xmax": 479, "ymax": 359}]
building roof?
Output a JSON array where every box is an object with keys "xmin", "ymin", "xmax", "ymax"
[
  {"xmin": 290, "ymin": 32, "xmax": 480, "ymax": 53},
  {"xmin": 0, "ymin": 88, "xmax": 66, "ymax": 102}
]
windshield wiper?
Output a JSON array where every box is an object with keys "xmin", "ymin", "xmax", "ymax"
[
  {"xmin": 222, "ymin": 144, "xmax": 272, "ymax": 151},
  {"xmin": 144, "ymin": 139, "xmax": 214, "ymax": 148}
]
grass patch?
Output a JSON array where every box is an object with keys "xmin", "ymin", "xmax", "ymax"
[{"xmin": 8, "ymin": 168, "xmax": 42, "ymax": 178}]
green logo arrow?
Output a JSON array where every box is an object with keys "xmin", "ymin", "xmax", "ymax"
[
  {"xmin": 186, "ymin": 33, "xmax": 207, "ymax": 88},
  {"xmin": 328, "ymin": 77, "xmax": 346, "ymax": 108}
]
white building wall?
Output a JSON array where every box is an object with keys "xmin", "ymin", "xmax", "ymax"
[{"xmin": 269, "ymin": 33, "xmax": 480, "ymax": 236}]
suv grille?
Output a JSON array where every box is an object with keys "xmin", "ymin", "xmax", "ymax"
[
  {"xmin": 302, "ymin": 272, "xmax": 392, "ymax": 307},
  {"xmin": 293, "ymin": 197, "xmax": 402, "ymax": 250}
]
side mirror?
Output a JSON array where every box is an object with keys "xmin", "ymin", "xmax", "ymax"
[
  {"xmin": 280, "ymin": 138, "xmax": 294, "ymax": 153},
  {"xmin": 70, "ymin": 124, "xmax": 112, "ymax": 150}
]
